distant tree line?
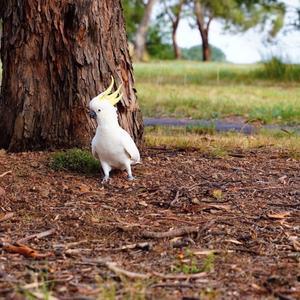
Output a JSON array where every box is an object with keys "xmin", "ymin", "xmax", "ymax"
[{"xmin": 122, "ymin": 0, "xmax": 298, "ymax": 62}]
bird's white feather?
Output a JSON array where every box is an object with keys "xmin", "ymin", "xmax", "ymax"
[{"xmin": 120, "ymin": 128, "xmax": 140, "ymax": 163}]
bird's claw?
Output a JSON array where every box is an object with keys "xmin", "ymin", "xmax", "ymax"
[{"xmin": 101, "ymin": 176, "xmax": 110, "ymax": 184}]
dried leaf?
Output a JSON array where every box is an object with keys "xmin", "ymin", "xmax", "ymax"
[
  {"xmin": 1, "ymin": 242, "xmax": 53, "ymax": 259},
  {"xmin": 212, "ymin": 189, "xmax": 223, "ymax": 200}
]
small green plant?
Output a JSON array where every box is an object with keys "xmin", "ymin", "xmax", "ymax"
[
  {"xmin": 50, "ymin": 148, "xmax": 99, "ymax": 174},
  {"xmin": 200, "ymin": 287, "xmax": 220, "ymax": 300},
  {"xmin": 172, "ymin": 249, "xmax": 215, "ymax": 274},
  {"xmin": 97, "ymin": 277, "xmax": 149, "ymax": 300},
  {"xmin": 201, "ymin": 252, "xmax": 215, "ymax": 273},
  {"xmin": 97, "ymin": 279, "xmax": 117, "ymax": 300},
  {"xmin": 18, "ymin": 271, "xmax": 54, "ymax": 300},
  {"xmin": 172, "ymin": 249, "xmax": 201, "ymax": 274}
]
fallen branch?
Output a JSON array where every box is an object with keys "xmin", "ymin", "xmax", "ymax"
[
  {"xmin": 0, "ymin": 170, "xmax": 12, "ymax": 178},
  {"xmin": 141, "ymin": 226, "xmax": 200, "ymax": 239},
  {"xmin": 18, "ymin": 229, "xmax": 55, "ymax": 243},
  {"xmin": 0, "ymin": 212, "xmax": 14, "ymax": 222}
]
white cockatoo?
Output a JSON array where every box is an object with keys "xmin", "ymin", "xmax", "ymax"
[{"xmin": 89, "ymin": 77, "xmax": 140, "ymax": 183}]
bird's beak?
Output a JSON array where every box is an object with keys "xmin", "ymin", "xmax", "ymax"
[{"xmin": 89, "ymin": 111, "xmax": 97, "ymax": 119}]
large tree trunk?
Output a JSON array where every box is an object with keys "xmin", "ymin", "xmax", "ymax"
[
  {"xmin": 0, "ymin": 0, "xmax": 143, "ymax": 152},
  {"xmin": 134, "ymin": 0, "xmax": 157, "ymax": 61}
]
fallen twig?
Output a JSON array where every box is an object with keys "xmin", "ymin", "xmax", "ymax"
[
  {"xmin": 96, "ymin": 242, "xmax": 152, "ymax": 252},
  {"xmin": 0, "ymin": 170, "xmax": 12, "ymax": 178},
  {"xmin": 141, "ymin": 226, "xmax": 200, "ymax": 239},
  {"xmin": 170, "ymin": 190, "xmax": 180, "ymax": 207},
  {"xmin": 18, "ymin": 229, "xmax": 55, "ymax": 243},
  {"xmin": 152, "ymin": 271, "xmax": 207, "ymax": 280},
  {"xmin": 65, "ymin": 248, "xmax": 92, "ymax": 256},
  {"xmin": 79, "ymin": 259, "xmax": 208, "ymax": 281},
  {"xmin": 150, "ymin": 283, "xmax": 195, "ymax": 289},
  {"xmin": 80, "ymin": 259, "xmax": 150, "ymax": 279},
  {"xmin": 0, "ymin": 212, "xmax": 14, "ymax": 222}
]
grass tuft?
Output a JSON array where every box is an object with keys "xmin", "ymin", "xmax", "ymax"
[
  {"xmin": 253, "ymin": 57, "xmax": 300, "ymax": 81},
  {"xmin": 50, "ymin": 148, "xmax": 99, "ymax": 174}
]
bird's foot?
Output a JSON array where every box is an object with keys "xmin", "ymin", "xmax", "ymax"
[
  {"xmin": 128, "ymin": 175, "xmax": 135, "ymax": 181},
  {"xmin": 101, "ymin": 176, "xmax": 110, "ymax": 184}
]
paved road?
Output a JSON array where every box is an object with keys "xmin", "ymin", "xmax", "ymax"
[{"xmin": 144, "ymin": 117, "xmax": 300, "ymax": 135}]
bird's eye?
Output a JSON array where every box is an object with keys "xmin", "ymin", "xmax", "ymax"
[{"xmin": 98, "ymin": 109, "xmax": 101, "ymax": 112}]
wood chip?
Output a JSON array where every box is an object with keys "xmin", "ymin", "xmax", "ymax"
[
  {"xmin": 267, "ymin": 212, "xmax": 291, "ymax": 219},
  {"xmin": 0, "ymin": 212, "xmax": 14, "ymax": 222},
  {"xmin": 225, "ymin": 239, "xmax": 243, "ymax": 245},
  {"xmin": 141, "ymin": 226, "xmax": 200, "ymax": 239}
]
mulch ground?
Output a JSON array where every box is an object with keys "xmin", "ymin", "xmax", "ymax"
[{"xmin": 0, "ymin": 148, "xmax": 299, "ymax": 300}]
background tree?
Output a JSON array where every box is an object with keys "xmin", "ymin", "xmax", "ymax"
[
  {"xmin": 162, "ymin": 0, "xmax": 186, "ymax": 59},
  {"xmin": 122, "ymin": 0, "xmax": 145, "ymax": 42},
  {"xmin": 134, "ymin": 0, "xmax": 158, "ymax": 61},
  {"xmin": 0, "ymin": 0, "xmax": 143, "ymax": 152},
  {"xmin": 182, "ymin": 45, "xmax": 226, "ymax": 61},
  {"xmin": 191, "ymin": 0, "xmax": 286, "ymax": 61}
]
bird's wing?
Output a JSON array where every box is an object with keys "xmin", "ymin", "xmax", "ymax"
[
  {"xmin": 91, "ymin": 138, "xmax": 99, "ymax": 160},
  {"xmin": 120, "ymin": 128, "xmax": 140, "ymax": 163}
]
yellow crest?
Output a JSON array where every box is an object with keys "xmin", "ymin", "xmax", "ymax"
[{"xmin": 98, "ymin": 76, "xmax": 123, "ymax": 106}]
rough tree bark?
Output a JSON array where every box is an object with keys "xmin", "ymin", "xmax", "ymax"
[
  {"xmin": 0, "ymin": 0, "xmax": 143, "ymax": 152},
  {"xmin": 134, "ymin": 0, "xmax": 157, "ymax": 61},
  {"xmin": 194, "ymin": 0, "xmax": 212, "ymax": 62}
]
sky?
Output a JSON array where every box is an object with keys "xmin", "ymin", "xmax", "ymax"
[{"xmin": 175, "ymin": 0, "xmax": 300, "ymax": 63}]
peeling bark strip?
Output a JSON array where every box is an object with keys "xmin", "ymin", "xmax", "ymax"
[{"xmin": 0, "ymin": 0, "xmax": 143, "ymax": 152}]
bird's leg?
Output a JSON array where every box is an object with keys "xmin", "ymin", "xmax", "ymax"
[
  {"xmin": 125, "ymin": 163, "xmax": 135, "ymax": 181},
  {"xmin": 100, "ymin": 161, "xmax": 111, "ymax": 183}
]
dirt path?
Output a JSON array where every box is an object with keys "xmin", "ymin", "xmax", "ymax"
[
  {"xmin": 0, "ymin": 148, "xmax": 299, "ymax": 299},
  {"xmin": 144, "ymin": 117, "xmax": 300, "ymax": 134}
]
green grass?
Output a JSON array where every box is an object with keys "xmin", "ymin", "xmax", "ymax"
[
  {"xmin": 134, "ymin": 61, "xmax": 300, "ymax": 125},
  {"xmin": 50, "ymin": 148, "xmax": 99, "ymax": 174}
]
